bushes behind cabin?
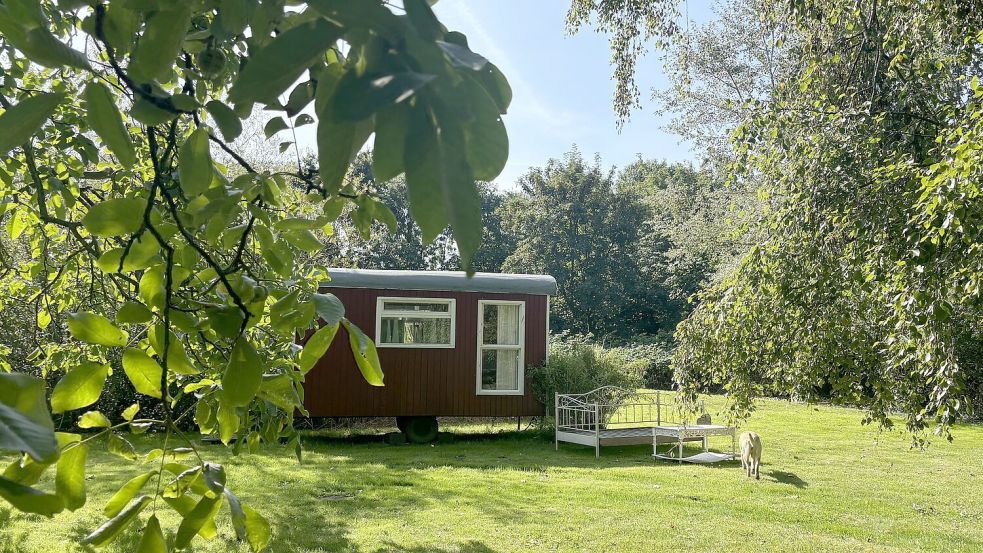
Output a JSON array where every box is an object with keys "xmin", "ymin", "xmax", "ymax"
[{"xmin": 529, "ymin": 334, "xmax": 646, "ymax": 412}]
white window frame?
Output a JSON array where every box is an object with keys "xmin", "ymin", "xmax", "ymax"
[
  {"xmin": 475, "ymin": 300, "xmax": 526, "ymax": 396},
  {"xmin": 375, "ymin": 297, "xmax": 456, "ymax": 349}
]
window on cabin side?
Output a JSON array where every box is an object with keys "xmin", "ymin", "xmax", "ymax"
[
  {"xmin": 477, "ymin": 301, "xmax": 525, "ymax": 394},
  {"xmin": 376, "ymin": 298, "xmax": 455, "ymax": 347}
]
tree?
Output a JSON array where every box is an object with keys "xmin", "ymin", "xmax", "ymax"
[
  {"xmin": 673, "ymin": 1, "xmax": 983, "ymax": 438},
  {"xmin": 0, "ymin": 0, "xmax": 511, "ymax": 549},
  {"xmin": 503, "ymin": 148, "xmax": 648, "ymax": 336},
  {"xmin": 573, "ymin": 0, "xmax": 983, "ymax": 438},
  {"xmin": 651, "ymin": 0, "xmax": 794, "ymax": 168},
  {"xmin": 617, "ymin": 158, "xmax": 748, "ymax": 330}
]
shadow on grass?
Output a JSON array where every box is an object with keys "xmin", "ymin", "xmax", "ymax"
[
  {"xmin": 372, "ymin": 540, "xmax": 498, "ymax": 553},
  {"xmin": 768, "ymin": 470, "xmax": 809, "ymax": 488}
]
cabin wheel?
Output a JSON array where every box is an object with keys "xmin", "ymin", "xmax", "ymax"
[{"xmin": 400, "ymin": 416, "xmax": 439, "ymax": 443}]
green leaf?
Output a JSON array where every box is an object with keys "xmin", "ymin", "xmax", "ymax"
[
  {"xmin": 269, "ymin": 290, "xmax": 298, "ymax": 335},
  {"xmin": 462, "ymin": 77, "xmax": 509, "ymax": 181},
  {"xmin": 285, "ymin": 81, "xmax": 314, "ymax": 116},
  {"xmin": 81, "ymin": 198, "xmax": 146, "ymax": 237},
  {"xmin": 437, "ymin": 40, "xmax": 488, "ymax": 71},
  {"xmin": 50, "ymin": 362, "xmax": 110, "ymax": 414},
  {"xmin": 107, "ymin": 434, "xmax": 139, "ymax": 461},
  {"xmin": 55, "ymin": 442, "xmax": 87, "ymax": 511},
  {"xmin": 174, "ymin": 494, "xmax": 222, "ymax": 549},
  {"xmin": 243, "ymin": 504, "xmax": 272, "ymax": 553},
  {"xmin": 0, "ymin": 92, "xmax": 63, "ymax": 157},
  {"xmin": 299, "ymin": 322, "xmax": 338, "ymax": 374},
  {"xmin": 372, "ymin": 104, "xmax": 409, "ymax": 181},
  {"xmin": 228, "ymin": 18, "xmax": 343, "ymax": 105},
  {"xmin": 81, "ymin": 495, "xmax": 151, "ymax": 547},
  {"xmin": 163, "ymin": 495, "xmax": 219, "ymax": 539},
  {"xmin": 307, "ymin": 0, "xmax": 403, "ymax": 36},
  {"xmin": 206, "ymin": 100, "xmax": 243, "ymax": 142},
  {"xmin": 403, "ymin": 106, "xmax": 482, "ymax": 270},
  {"xmin": 475, "ymin": 62, "xmax": 512, "ymax": 113},
  {"xmin": 122, "ymin": 349, "xmax": 163, "ymax": 399},
  {"xmin": 168, "ymin": 340, "xmax": 199, "ymax": 375},
  {"xmin": 201, "ymin": 462, "xmax": 227, "ymax": 495},
  {"xmin": 131, "ymin": 96, "xmax": 176, "ymax": 126},
  {"xmin": 78, "ymin": 411, "xmax": 111, "ymax": 429},
  {"xmin": 128, "ymin": 3, "xmax": 193, "ymax": 83},
  {"xmin": 317, "ymin": 114, "xmax": 373, "ymax": 194},
  {"xmin": 264, "ymin": 116, "xmax": 288, "ymax": 138},
  {"xmin": 179, "ymin": 128, "xmax": 213, "ymax": 197},
  {"xmin": 103, "ymin": 470, "xmax": 155, "ymax": 518},
  {"xmin": 258, "ymin": 374, "xmax": 301, "ymax": 411},
  {"xmin": 224, "ymin": 488, "xmax": 248, "ymax": 541},
  {"xmin": 116, "ymin": 302, "xmax": 153, "ymax": 325},
  {"xmin": 136, "ymin": 514, "xmax": 166, "ymax": 553},
  {"xmin": 139, "ymin": 266, "xmax": 166, "ymax": 310},
  {"xmin": 331, "ymin": 71, "xmax": 435, "ymax": 122},
  {"xmin": 222, "ymin": 338, "xmax": 264, "ymax": 407},
  {"xmin": 0, "ymin": 373, "xmax": 58, "ymax": 463},
  {"xmin": 24, "ymin": 25, "xmax": 91, "ymax": 69},
  {"xmin": 283, "ymin": 229, "xmax": 322, "ymax": 252},
  {"xmin": 404, "ymin": 0, "xmax": 441, "ymax": 40},
  {"xmin": 102, "ymin": 3, "xmax": 139, "ymax": 54},
  {"xmin": 216, "ymin": 401, "xmax": 239, "ymax": 445},
  {"xmin": 219, "ymin": 0, "xmax": 249, "ymax": 35},
  {"xmin": 0, "ymin": 6, "xmax": 88, "ymax": 69},
  {"xmin": 312, "ymin": 293, "xmax": 345, "ymax": 326},
  {"xmin": 3, "ymin": 454, "xmax": 50, "ymax": 486},
  {"xmin": 67, "ymin": 312, "xmax": 129, "ymax": 347},
  {"xmin": 341, "ymin": 319, "xmax": 384, "ymax": 386},
  {"xmin": 96, "ymin": 235, "xmax": 161, "ymax": 273},
  {"xmin": 83, "ymin": 82, "xmax": 137, "ymax": 167},
  {"xmin": 0, "ymin": 475, "xmax": 64, "ymax": 516},
  {"xmin": 121, "ymin": 403, "xmax": 140, "ymax": 422},
  {"xmin": 207, "ymin": 306, "xmax": 245, "ymax": 339},
  {"xmin": 273, "ymin": 217, "xmax": 321, "ymax": 231}
]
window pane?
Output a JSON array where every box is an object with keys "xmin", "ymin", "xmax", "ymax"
[
  {"xmin": 482, "ymin": 304, "xmax": 520, "ymax": 345},
  {"xmin": 382, "ymin": 301, "xmax": 449, "ymax": 313},
  {"xmin": 380, "ymin": 316, "xmax": 451, "ymax": 345},
  {"xmin": 480, "ymin": 348, "xmax": 521, "ymax": 391}
]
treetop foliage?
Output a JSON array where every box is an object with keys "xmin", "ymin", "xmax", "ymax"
[
  {"xmin": 0, "ymin": 0, "xmax": 509, "ymax": 549},
  {"xmin": 576, "ymin": 0, "xmax": 983, "ymax": 439}
]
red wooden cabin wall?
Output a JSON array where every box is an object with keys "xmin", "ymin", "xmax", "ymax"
[{"xmin": 302, "ymin": 287, "xmax": 548, "ymax": 417}]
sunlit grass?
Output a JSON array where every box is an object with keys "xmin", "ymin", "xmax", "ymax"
[{"xmin": 2, "ymin": 398, "xmax": 982, "ymax": 552}]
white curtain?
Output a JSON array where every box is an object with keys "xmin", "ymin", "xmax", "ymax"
[{"xmin": 495, "ymin": 305, "xmax": 519, "ymax": 389}]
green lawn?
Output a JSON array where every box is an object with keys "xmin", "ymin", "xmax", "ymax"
[{"xmin": 2, "ymin": 398, "xmax": 982, "ymax": 553}]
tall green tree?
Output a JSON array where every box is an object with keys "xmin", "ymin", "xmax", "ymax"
[
  {"xmin": 503, "ymin": 148, "xmax": 649, "ymax": 336},
  {"xmin": 573, "ymin": 0, "xmax": 983, "ymax": 437},
  {"xmin": 651, "ymin": 0, "xmax": 794, "ymax": 168},
  {"xmin": 617, "ymin": 158, "xmax": 748, "ymax": 330},
  {"xmin": 0, "ymin": 0, "xmax": 510, "ymax": 548}
]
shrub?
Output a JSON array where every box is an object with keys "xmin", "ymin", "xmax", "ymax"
[
  {"xmin": 529, "ymin": 333, "xmax": 646, "ymax": 412},
  {"xmin": 606, "ymin": 332, "xmax": 677, "ymax": 390}
]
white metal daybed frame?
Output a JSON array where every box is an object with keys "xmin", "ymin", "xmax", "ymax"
[{"xmin": 554, "ymin": 387, "xmax": 735, "ymax": 461}]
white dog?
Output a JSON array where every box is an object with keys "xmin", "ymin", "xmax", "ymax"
[{"xmin": 739, "ymin": 431, "xmax": 762, "ymax": 479}]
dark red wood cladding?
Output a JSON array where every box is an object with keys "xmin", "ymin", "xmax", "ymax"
[{"xmin": 303, "ymin": 287, "xmax": 548, "ymax": 417}]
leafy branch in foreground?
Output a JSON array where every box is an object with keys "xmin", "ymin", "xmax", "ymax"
[{"xmin": 0, "ymin": 0, "xmax": 510, "ymax": 550}]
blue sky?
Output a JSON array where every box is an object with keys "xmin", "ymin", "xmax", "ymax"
[{"xmin": 433, "ymin": 0, "xmax": 715, "ymax": 188}]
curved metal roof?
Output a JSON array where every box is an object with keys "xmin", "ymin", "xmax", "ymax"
[{"xmin": 322, "ymin": 268, "xmax": 558, "ymax": 295}]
